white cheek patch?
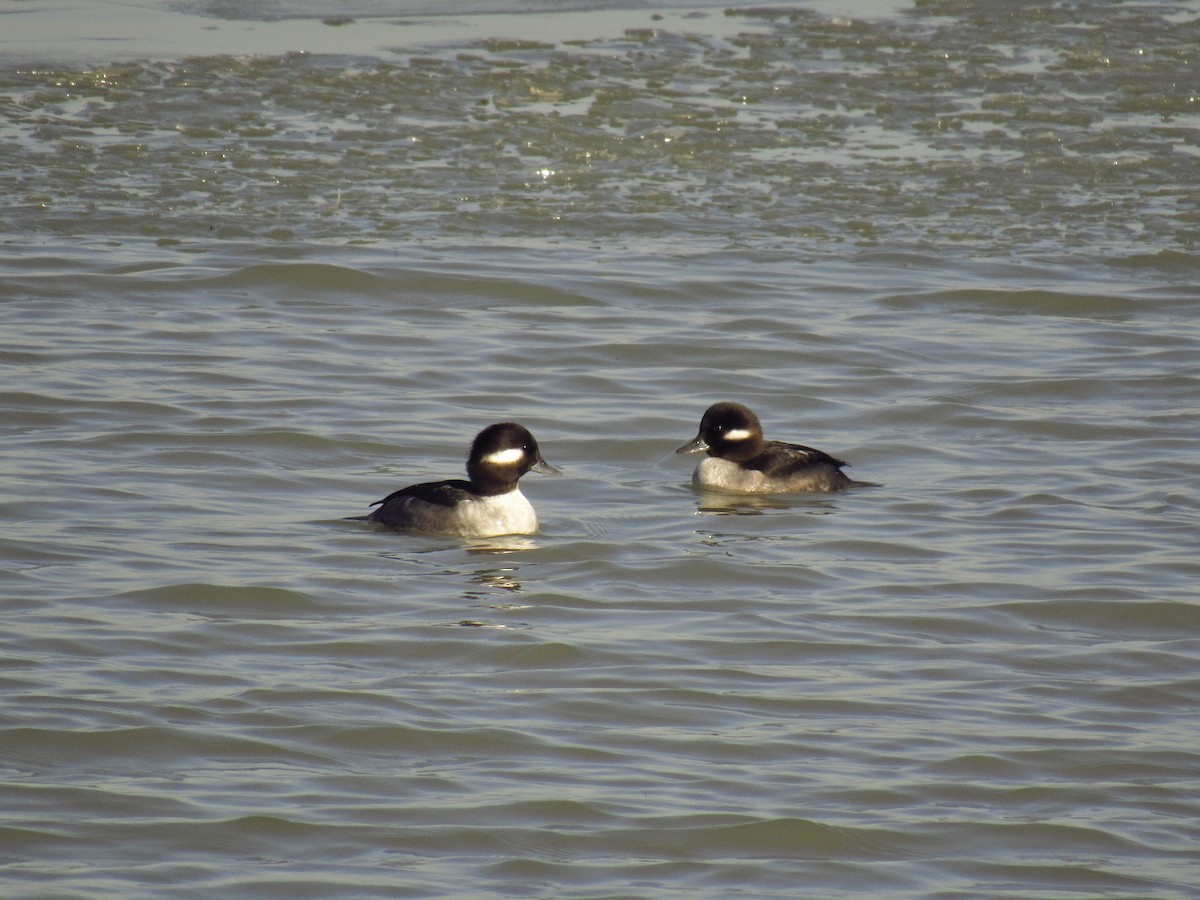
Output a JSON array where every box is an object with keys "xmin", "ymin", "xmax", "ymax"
[
  {"xmin": 723, "ymin": 429, "xmax": 753, "ymax": 441},
  {"xmin": 482, "ymin": 447, "xmax": 525, "ymax": 465}
]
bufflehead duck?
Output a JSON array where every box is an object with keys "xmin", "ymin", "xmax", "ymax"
[
  {"xmin": 364, "ymin": 422, "xmax": 559, "ymax": 536},
  {"xmin": 676, "ymin": 401, "xmax": 862, "ymax": 493}
]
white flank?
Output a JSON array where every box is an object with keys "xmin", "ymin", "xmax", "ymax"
[
  {"xmin": 482, "ymin": 447, "xmax": 525, "ymax": 465},
  {"xmin": 723, "ymin": 428, "xmax": 752, "ymax": 441}
]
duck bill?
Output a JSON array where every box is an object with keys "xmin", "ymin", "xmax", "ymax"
[
  {"xmin": 531, "ymin": 456, "xmax": 562, "ymax": 476},
  {"xmin": 675, "ymin": 435, "xmax": 709, "ymax": 454}
]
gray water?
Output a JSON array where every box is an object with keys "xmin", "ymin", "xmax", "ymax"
[{"xmin": 2, "ymin": 1, "xmax": 1199, "ymax": 897}]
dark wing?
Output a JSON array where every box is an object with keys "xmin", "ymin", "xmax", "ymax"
[
  {"xmin": 751, "ymin": 440, "xmax": 849, "ymax": 477},
  {"xmin": 370, "ymin": 479, "xmax": 478, "ymax": 510}
]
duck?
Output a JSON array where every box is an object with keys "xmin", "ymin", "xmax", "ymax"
[
  {"xmin": 363, "ymin": 422, "xmax": 558, "ymax": 536},
  {"xmin": 676, "ymin": 401, "xmax": 862, "ymax": 493}
]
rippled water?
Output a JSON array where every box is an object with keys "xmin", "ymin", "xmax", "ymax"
[{"xmin": 3, "ymin": 1, "xmax": 1199, "ymax": 897}]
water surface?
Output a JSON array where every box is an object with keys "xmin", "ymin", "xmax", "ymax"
[{"xmin": 2, "ymin": 1, "xmax": 1199, "ymax": 896}]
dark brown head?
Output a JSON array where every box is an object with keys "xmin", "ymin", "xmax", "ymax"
[
  {"xmin": 675, "ymin": 402, "xmax": 765, "ymax": 463},
  {"xmin": 466, "ymin": 422, "xmax": 560, "ymax": 495}
]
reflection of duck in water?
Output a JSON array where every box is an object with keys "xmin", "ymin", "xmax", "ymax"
[
  {"xmin": 694, "ymin": 493, "xmax": 827, "ymax": 516},
  {"xmin": 361, "ymin": 423, "xmax": 559, "ymax": 537},
  {"xmin": 677, "ymin": 402, "xmax": 866, "ymax": 493},
  {"xmin": 470, "ymin": 568, "xmax": 524, "ymax": 593}
]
